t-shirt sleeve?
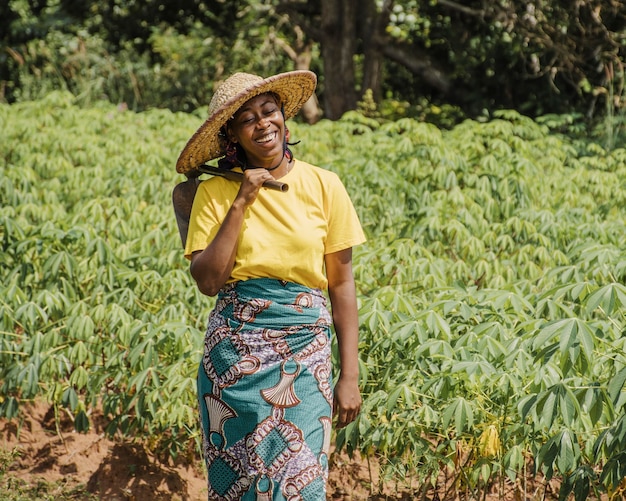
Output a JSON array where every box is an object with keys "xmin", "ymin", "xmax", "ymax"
[
  {"xmin": 183, "ymin": 179, "xmax": 232, "ymax": 260},
  {"xmin": 324, "ymin": 173, "xmax": 366, "ymax": 254}
]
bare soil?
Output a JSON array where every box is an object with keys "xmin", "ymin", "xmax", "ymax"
[{"xmin": 0, "ymin": 400, "xmax": 601, "ymax": 501}]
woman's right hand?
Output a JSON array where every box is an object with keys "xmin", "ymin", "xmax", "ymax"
[
  {"xmin": 237, "ymin": 168, "xmax": 275, "ymax": 207},
  {"xmin": 191, "ymin": 169, "xmax": 271, "ymax": 296},
  {"xmin": 191, "ymin": 168, "xmax": 276, "ymax": 296}
]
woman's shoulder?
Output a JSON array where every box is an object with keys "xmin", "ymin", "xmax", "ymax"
[
  {"xmin": 195, "ymin": 172, "xmax": 240, "ymax": 202},
  {"xmin": 294, "ymin": 159, "xmax": 342, "ymax": 184}
]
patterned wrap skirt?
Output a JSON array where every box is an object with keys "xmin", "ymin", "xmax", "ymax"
[{"xmin": 197, "ymin": 278, "xmax": 333, "ymax": 500}]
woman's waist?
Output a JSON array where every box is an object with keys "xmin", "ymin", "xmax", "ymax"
[
  {"xmin": 216, "ymin": 278, "xmax": 330, "ymax": 327},
  {"xmin": 220, "ymin": 278, "xmax": 325, "ymax": 305}
]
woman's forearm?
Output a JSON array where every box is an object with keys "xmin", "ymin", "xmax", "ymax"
[
  {"xmin": 326, "ymin": 248, "xmax": 362, "ymax": 428},
  {"xmin": 190, "ymin": 170, "xmax": 273, "ymax": 296},
  {"xmin": 329, "ymin": 279, "xmax": 360, "ymax": 380},
  {"xmin": 190, "ymin": 198, "xmax": 247, "ymax": 296}
]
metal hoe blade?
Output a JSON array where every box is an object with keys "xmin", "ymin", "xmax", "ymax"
[{"xmin": 172, "ymin": 177, "xmax": 201, "ymax": 249}]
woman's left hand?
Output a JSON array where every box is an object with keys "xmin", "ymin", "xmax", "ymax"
[{"xmin": 333, "ymin": 375, "xmax": 361, "ymax": 428}]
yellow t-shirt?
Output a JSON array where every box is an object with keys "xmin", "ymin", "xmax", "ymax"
[{"xmin": 184, "ymin": 159, "xmax": 366, "ymax": 290}]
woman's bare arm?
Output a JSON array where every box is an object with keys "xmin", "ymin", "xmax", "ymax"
[
  {"xmin": 325, "ymin": 247, "xmax": 362, "ymax": 428},
  {"xmin": 190, "ymin": 169, "xmax": 274, "ymax": 296}
]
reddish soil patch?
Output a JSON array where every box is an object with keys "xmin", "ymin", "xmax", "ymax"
[
  {"xmin": 0, "ymin": 401, "xmax": 606, "ymax": 500},
  {"xmin": 1, "ymin": 401, "xmax": 206, "ymax": 500},
  {"xmin": 2, "ymin": 400, "xmax": 387, "ymax": 500}
]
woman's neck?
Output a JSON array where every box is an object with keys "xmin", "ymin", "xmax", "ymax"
[
  {"xmin": 246, "ymin": 154, "xmax": 293, "ymax": 178},
  {"xmin": 263, "ymin": 154, "xmax": 285, "ymax": 172}
]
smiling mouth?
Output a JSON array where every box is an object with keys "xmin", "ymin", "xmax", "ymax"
[{"xmin": 256, "ymin": 131, "xmax": 277, "ymax": 144}]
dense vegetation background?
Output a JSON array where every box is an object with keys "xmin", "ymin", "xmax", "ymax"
[
  {"xmin": 2, "ymin": 0, "xmax": 625, "ymax": 130},
  {"xmin": 1, "ymin": 1, "xmax": 626, "ymax": 500},
  {"xmin": 3, "ymin": 94, "xmax": 626, "ymax": 500}
]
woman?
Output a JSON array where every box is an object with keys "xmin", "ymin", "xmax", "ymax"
[{"xmin": 176, "ymin": 70, "xmax": 365, "ymax": 500}]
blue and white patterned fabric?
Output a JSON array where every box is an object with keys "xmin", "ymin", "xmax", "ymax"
[{"xmin": 197, "ymin": 278, "xmax": 333, "ymax": 500}]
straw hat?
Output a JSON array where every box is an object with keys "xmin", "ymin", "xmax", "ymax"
[{"xmin": 176, "ymin": 70, "xmax": 317, "ymax": 174}]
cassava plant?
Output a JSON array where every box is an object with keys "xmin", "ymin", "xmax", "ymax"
[{"xmin": 1, "ymin": 93, "xmax": 626, "ymax": 499}]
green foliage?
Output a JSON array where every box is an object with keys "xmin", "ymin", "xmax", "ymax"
[
  {"xmin": 1, "ymin": 445, "xmax": 95, "ymax": 499},
  {"xmin": 1, "ymin": 0, "xmax": 295, "ymax": 111},
  {"xmin": 3, "ymin": 0, "xmax": 625, "ymax": 142},
  {"xmin": 0, "ymin": 475, "xmax": 97, "ymax": 501},
  {"xmin": 0, "ymin": 447, "xmax": 20, "ymax": 477},
  {"xmin": 358, "ymin": 88, "xmax": 466, "ymax": 129},
  {"xmin": 384, "ymin": 1, "xmax": 626, "ymax": 122},
  {"xmin": 289, "ymin": 109, "xmax": 626, "ymax": 497},
  {"xmin": 2, "ymin": 96, "xmax": 626, "ymax": 499},
  {"xmin": 0, "ymin": 91, "xmax": 206, "ymax": 455}
]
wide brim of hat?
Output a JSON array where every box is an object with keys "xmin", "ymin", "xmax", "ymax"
[{"xmin": 176, "ymin": 70, "xmax": 317, "ymax": 174}]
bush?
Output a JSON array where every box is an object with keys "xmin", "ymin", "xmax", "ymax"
[{"xmin": 2, "ymin": 96, "xmax": 626, "ymax": 498}]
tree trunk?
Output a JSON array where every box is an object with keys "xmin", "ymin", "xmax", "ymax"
[
  {"xmin": 320, "ymin": 0, "xmax": 358, "ymax": 119},
  {"xmin": 360, "ymin": 0, "xmax": 392, "ymax": 103},
  {"xmin": 271, "ymin": 26, "xmax": 322, "ymax": 124},
  {"xmin": 381, "ymin": 43, "xmax": 451, "ymax": 94}
]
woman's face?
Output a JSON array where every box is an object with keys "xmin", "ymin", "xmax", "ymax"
[{"xmin": 227, "ymin": 93, "xmax": 285, "ymax": 168}]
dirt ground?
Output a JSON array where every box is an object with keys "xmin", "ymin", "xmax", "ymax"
[
  {"xmin": 0, "ymin": 401, "xmax": 401, "ymax": 500},
  {"xmin": 0, "ymin": 401, "xmax": 594, "ymax": 501}
]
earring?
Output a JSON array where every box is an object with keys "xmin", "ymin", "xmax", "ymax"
[{"xmin": 225, "ymin": 141, "xmax": 238, "ymax": 158}]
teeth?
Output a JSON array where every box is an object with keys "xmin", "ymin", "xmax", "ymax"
[{"xmin": 256, "ymin": 132, "xmax": 276, "ymax": 144}]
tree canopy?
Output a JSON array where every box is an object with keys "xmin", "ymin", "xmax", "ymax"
[{"xmin": 1, "ymin": 0, "xmax": 624, "ymax": 128}]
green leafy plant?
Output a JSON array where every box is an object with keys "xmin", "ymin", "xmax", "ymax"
[{"xmin": 1, "ymin": 95, "xmax": 626, "ymax": 499}]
